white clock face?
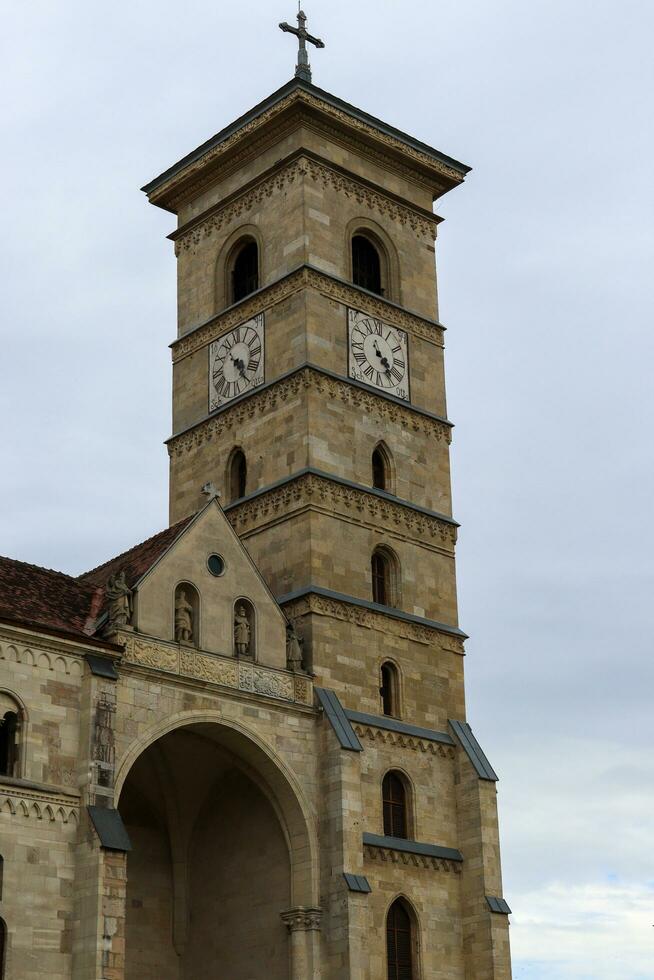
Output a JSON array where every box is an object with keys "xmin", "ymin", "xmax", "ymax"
[
  {"xmin": 348, "ymin": 309, "xmax": 409, "ymax": 401},
  {"xmin": 209, "ymin": 314, "xmax": 265, "ymax": 410}
]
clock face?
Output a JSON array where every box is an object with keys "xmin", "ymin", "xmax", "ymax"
[
  {"xmin": 209, "ymin": 314, "xmax": 265, "ymax": 410},
  {"xmin": 348, "ymin": 309, "xmax": 409, "ymax": 401}
]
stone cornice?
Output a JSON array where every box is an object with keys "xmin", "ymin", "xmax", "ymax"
[
  {"xmin": 279, "ymin": 587, "xmax": 466, "ymax": 653},
  {"xmin": 171, "ymin": 264, "xmax": 445, "ymax": 363},
  {"xmin": 0, "ymin": 784, "xmax": 80, "ymax": 823},
  {"xmin": 225, "ymin": 470, "xmax": 457, "ymax": 552},
  {"xmin": 167, "ymin": 365, "xmax": 452, "ymax": 458},
  {"xmin": 143, "ymin": 81, "xmax": 467, "ymax": 211},
  {"xmin": 172, "ymin": 152, "xmax": 437, "ymax": 256}
]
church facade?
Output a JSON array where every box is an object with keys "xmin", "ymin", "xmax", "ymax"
[{"xmin": 0, "ymin": 59, "xmax": 512, "ymax": 980}]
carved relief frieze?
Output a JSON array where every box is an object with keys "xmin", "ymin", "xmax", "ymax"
[
  {"xmin": 173, "ymin": 155, "xmax": 436, "ymax": 256},
  {"xmin": 119, "ymin": 632, "xmax": 310, "ymax": 704},
  {"xmin": 123, "ymin": 635, "xmax": 180, "ymax": 673},
  {"xmin": 172, "ymin": 267, "xmax": 444, "ymax": 364},
  {"xmin": 352, "ymin": 724, "xmax": 455, "ymax": 758},
  {"xmin": 282, "ymin": 592, "xmax": 465, "ymax": 651},
  {"xmin": 363, "ymin": 843, "xmax": 461, "ymax": 874},
  {"xmin": 180, "ymin": 649, "xmax": 239, "ymax": 688},
  {"xmin": 227, "ymin": 472, "xmax": 457, "ymax": 551},
  {"xmin": 168, "ymin": 366, "xmax": 450, "ymax": 458}
]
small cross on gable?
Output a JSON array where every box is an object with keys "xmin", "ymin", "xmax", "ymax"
[{"xmin": 279, "ymin": 8, "xmax": 325, "ymax": 83}]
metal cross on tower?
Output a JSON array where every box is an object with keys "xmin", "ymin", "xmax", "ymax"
[{"xmin": 279, "ymin": 8, "xmax": 325, "ymax": 83}]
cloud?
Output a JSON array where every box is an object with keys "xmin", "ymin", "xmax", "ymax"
[{"xmin": 511, "ymin": 880, "xmax": 654, "ymax": 980}]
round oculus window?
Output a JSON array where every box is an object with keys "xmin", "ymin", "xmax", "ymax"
[{"xmin": 207, "ymin": 554, "xmax": 225, "ymax": 577}]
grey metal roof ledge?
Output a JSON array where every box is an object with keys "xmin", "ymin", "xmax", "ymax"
[
  {"xmin": 345, "ymin": 710, "xmax": 455, "ymax": 746},
  {"xmin": 363, "ymin": 833, "xmax": 462, "ymax": 863},
  {"xmin": 87, "ymin": 806, "xmax": 132, "ymax": 852},
  {"xmin": 449, "ymin": 720, "xmax": 499, "ymax": 781},
  {"xmin": 315, "ymin": 687, "xmax": 362, "ymax": 752}
]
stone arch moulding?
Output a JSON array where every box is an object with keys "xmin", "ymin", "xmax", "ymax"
[
  {"xmin": 215, "ymin": 223, "xmax": 264, "ymax": 313},
  {"xmin": 113, "ymin": 710, "xmax": 320, "ymax": 908},
  {"xmin": 345, "ymin": 215, "xmax": 401, "ymax": 304}
]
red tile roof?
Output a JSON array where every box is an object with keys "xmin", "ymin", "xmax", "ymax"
[
  {"xmin": 0, "ymin": 514, "xmax": 195, "ymax": 641},
  {"xmin": 0, "ymin": 556, "xmax": 102, "ymax": 639}
]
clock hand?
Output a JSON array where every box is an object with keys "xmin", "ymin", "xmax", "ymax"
[
  {"xmin": 228, "ymin": 351, "xmax": 248, "ymax": 379},
  {"xmin": 372, "ymin": 341, "xmax": 392, "ymax": 373}
]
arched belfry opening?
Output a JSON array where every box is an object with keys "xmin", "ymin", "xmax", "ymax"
[
  {"xmin": 228, "ymin": 447, "xmax": 247, "ymax": 502},
  {"xmin": 230, "ymin": 239, "xmax": 259, "ymax": 303},
  {"xmin": 352, "ymin": 233, "xmax": 384, "ymax": 295},
  {"xmin": 118, "ymin": 721, "xmax": 315, "ymax": 980}
]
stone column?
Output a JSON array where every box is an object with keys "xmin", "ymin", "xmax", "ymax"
[{"xmin": 281, "ymin": 907, "xmax": 323, "ymax": 980}]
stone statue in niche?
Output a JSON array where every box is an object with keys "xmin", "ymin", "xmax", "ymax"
[
  {"xmin": 175, "ymin": 589, "xmax": 194, "ymax": 644},
  {"xmin": 286, "ymin": 623, "xmax": 304, "ymax": 672},
  {"xmin": 105, "ymin": 570, "xmax": 132, "ymax": 630},
  {"xmin": 234, "ymin": 606, "xmax": 251, "ymax": 657}
]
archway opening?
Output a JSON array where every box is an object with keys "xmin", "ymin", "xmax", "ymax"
[{"xmin": 118, "ymin": 723, "xmax": 301, "ymax": 980}]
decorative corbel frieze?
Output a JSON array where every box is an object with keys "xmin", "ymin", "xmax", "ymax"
[
  {"xmin": 173, "ymin": 155, "xmax": 436, "ymax": 256},
  {"xmin": 352, "ymin": 723, "xmax": 456, "ymax": 758},
  {"xmin": 282, "ymin": 591, "xmax": 465, "ymax": 653},
  {"xmin": 363, "ymin": 844, "xmax": 461, "ymax": 874},
  {"xmin": 167, "ymin": 366, "xmax": 451, "ymax": 459},
  {"xmin": 226, "ymin": 471, "xmax": 457, "ymax": 552}
]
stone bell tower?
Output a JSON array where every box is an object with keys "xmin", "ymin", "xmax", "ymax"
[{"xmin": 140, "ymin": 14, "xmax": 512, "ymax": 977}]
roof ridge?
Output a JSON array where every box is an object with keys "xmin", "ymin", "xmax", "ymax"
[
  {"xmin": 0, "ymin": 554, "xmax": 85, "ymax": 585},
  {"xmin": 77, "ymin": 515, "xmax": 193, "ymax": 582}
]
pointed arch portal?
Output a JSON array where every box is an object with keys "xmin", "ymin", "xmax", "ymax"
[{"xmin": 116, "ymin": 719, "xmax": 318, "ymax": 980}]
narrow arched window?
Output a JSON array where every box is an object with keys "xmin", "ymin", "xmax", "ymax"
[
  {"xmin": 372, "ymin": 448, "xmax": 386, "ymax": 490},
  {"xmin": 0, "ymin": 855, "xmax": 4, "ymax": 901},
  {"xmin": 371, "ymin": 547, "xmax": 399, "ymax": 607},
  {"xmin": 232, "ymin": 240, "xmax": 259, "ymax": 303},
  {"xmin": 383, "ymin": 772, "xmax": 408, "ymax": 839},
  {"xmin": 372, "ymin": 442, "xmax": 395, "ymax": 491},
  {"xmin": 352, "ymin": 235, "xmax": 383, "ymax": 295},
  {"xmin": 0, "ymin": 707, "xmax": 19, "ymax": 778},
  {"xmin": 371, "ymin": 551, "xmax": 389, "ymax": 605},
  {"xmin": 229, "ymin": 449, "xmax": 247, "ymax": 501},
  {"xmin": 380, "ymin": 662, "xmax": 399, "ymax": 717},
  {"xmin": 386, "ymin": 900, "xmax": 413, "ymax": 980}
]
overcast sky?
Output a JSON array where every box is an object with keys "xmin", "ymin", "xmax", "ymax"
[{"xmin": 1, "ymin": 2, "xmax": 653, "ymax": 976}]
